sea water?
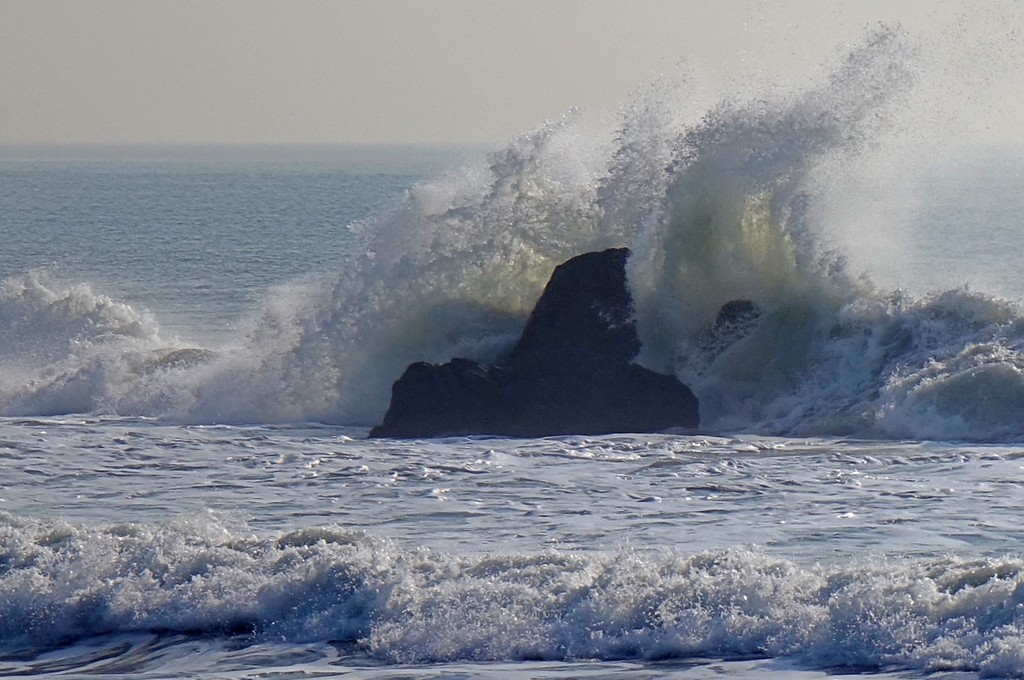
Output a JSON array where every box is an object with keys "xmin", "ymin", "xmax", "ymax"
[{"xmin": 4, "ymin": 26, "xmax": 1024, "ymax": 678}]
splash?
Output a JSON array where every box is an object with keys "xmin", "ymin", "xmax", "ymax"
[
  {"xmin": 0, "ymin": 272, "xmax": 169, "ymax": 415},
  {"xmin": 182, "ymin": 25, "xmax": 919, "ymax": 428}
]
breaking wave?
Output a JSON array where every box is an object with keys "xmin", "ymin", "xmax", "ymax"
[
  {"xmin": 3, "ymin": 513, "xmax": 1024, "ymax": 676},
  {"xmin": 3, "ymin": 25, "xmax": 1024, "ymax": 442}
]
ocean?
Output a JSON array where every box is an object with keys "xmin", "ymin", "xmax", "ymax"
[{"xmin": 4, "ymin": 27, "xmax": 1024, "ymax": 678}]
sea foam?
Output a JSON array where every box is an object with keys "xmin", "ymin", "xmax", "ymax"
[{"xmin": 3, "ymin": 512, "xmax": 1024, "ymax": 675}]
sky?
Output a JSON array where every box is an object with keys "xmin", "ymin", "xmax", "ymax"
[{"xmin": 1, "ymin": 1, "xmax": 1022, "ymax": 145}]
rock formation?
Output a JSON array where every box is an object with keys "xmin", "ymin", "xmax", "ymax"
[{"xmin": 369, "ymin": 248, "xmax": 700, "ymax": 438}]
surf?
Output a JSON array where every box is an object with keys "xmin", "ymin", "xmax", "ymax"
[{"xmin": 2, "ymin": 511, "xmax": 1024, "ymax": 675}]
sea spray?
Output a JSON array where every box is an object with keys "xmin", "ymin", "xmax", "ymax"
[
  {"xmin": 191, "ymin": 26, "xmax": 919, "ymax": 428},
  {"xmin": 610, "ymin": 25, "xmax": 1024, "ymax": 440},
  {"xmin": 177, "ymin": 114, "xmax": 620, "ymax": 425},
  {"xmin": 628, "ymin": 26, "xmax": 915, "ymax": 362},
  {"xmin": 0, "ymin": 272, "xmax": 168, "ymax": 415}
]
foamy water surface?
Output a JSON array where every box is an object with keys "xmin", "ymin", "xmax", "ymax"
[{"xmin": 3, "ymin": 419, "xmax": 1024, "ymax": 677}]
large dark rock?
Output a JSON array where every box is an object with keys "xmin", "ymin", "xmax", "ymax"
[
  {"xmin": 508, "ymin": 248, "xmax": 640, "ymax": 368},
  {"xmin": 369, "ymin": 248, "xmax": 699, "ymax": 438}
]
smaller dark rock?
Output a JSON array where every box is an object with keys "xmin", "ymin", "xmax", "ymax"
[
  {"xmin": 695, "ymin": 299, "xmax": 761, "ymax": 362},
  {"xmin": 715, "ymin": 299, "xmax": 760, "ymax": 330},
  {"xmin": 368, "ymin": 359, "xmax": 511, "ymax": 439},
  {"xmin": 144, "ymin": 347, "xmax": 216, "ymax": 373}
]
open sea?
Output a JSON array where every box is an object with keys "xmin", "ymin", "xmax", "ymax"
[{"xmin": 6, "ymin": 27, "xmax": 1024, "ymax": 678}]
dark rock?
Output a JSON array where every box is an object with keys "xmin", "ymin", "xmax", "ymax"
[
  {"xmin": 162, "ymin": 347, "xmax": 216, "ymax": 367},
  {"xmin": 711, "ymin": 299, "xmax": 761, "ymax": 348},
  {"xmin": 692, "ymin": 299, "xmax": 762, "ymax": 368},
  {"xmin": 370, "ymin": 248, "xmax": 700, "ymax": 438},
  {"xmin": 143, "ymin": 347, "xmax": 216, "ymax": 373},
  {"xmin": 368, "ymin": 359, "xmax": 511, "ymax": 439},
  {"xmin": 715, "ymin": 299, "xmax": 760, "ymax": 330},
  {"xmin": 508, "ymin": 248, "xmax": 639, "ymax": 368}
]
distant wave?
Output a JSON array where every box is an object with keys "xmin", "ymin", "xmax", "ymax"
[
  {"xmin": 3, "ymin": 25, "xmax": 1024, "ymax": 441},
  {"xmin": 1, "ymin": 512, "xmax": 1023, "ymax": 676}
]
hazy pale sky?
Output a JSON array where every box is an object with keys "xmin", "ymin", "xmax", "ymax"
[{"xmin": 1, "ymin": 1, "xmax": 1021, "ymax": 145}]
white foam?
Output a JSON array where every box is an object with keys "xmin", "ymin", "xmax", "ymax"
[{"xmin": 3, "ymin": 513, "xmax": 1024, "ymax": 675}]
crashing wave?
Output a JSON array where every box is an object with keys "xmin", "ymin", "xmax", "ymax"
[{"xmin": 2, "ymin": 25, "xmax": 1024, "ymax": 441}]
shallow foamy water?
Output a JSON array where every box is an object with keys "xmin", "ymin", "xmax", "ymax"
[{"xmin": 0, "ymin": 418, "xmax": 1022, "ymax": 677}]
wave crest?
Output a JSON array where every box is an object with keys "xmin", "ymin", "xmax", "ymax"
[{"xmin": 4, "ymin": 514, "xmax": 1024, "ymax": 675}]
